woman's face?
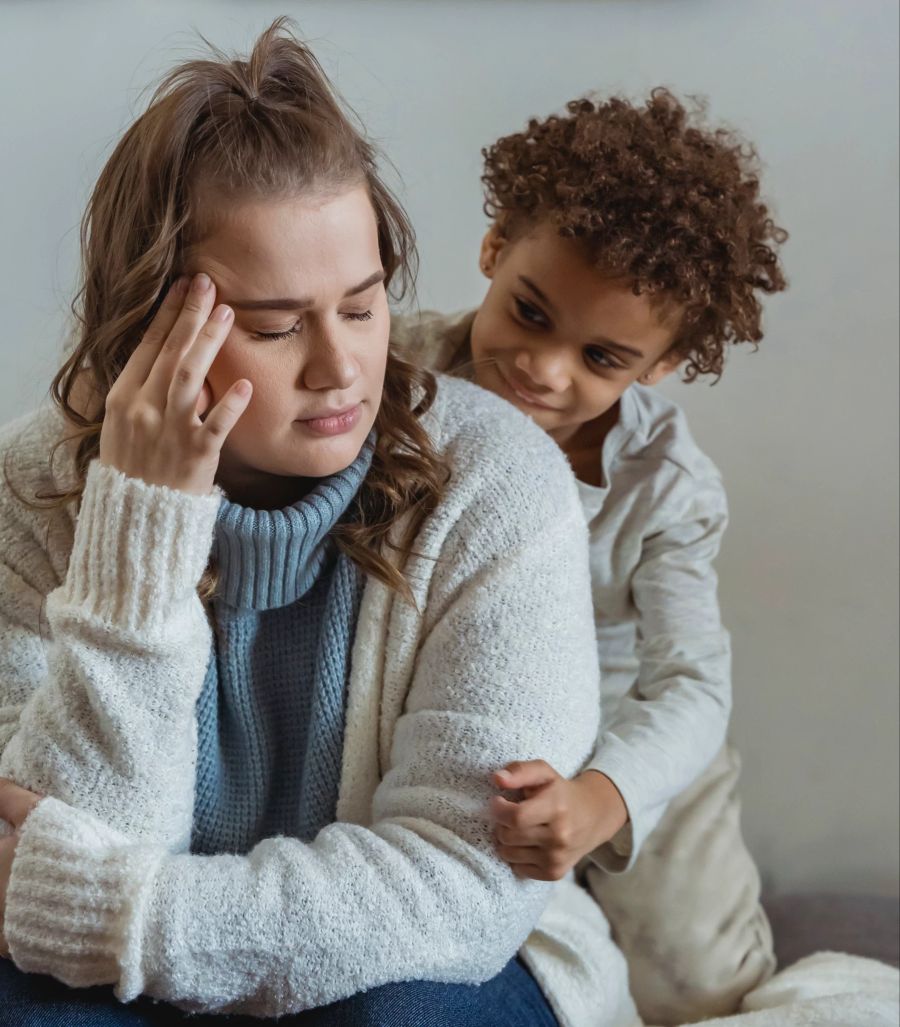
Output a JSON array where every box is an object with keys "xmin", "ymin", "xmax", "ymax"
[{"xmin": 183, "ymin": 185, "xmax": 389, "ymax": 504}]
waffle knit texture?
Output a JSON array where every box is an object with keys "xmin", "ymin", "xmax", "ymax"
[
  {"xmin": 0, "ymin": 376, "xmax": 638, "ymax": 1027},
  {"xmin": 191, "ymin": 435, "xmax": 373, "ymax": 856}
]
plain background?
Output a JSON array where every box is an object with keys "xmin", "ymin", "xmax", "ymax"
[{"xmin": 0, "ymin": 0, "xmax": 897, "ymax": 897}]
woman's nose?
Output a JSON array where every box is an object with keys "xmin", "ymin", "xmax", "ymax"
[{"xmin": 301, "ymin": 329, "xmax": 359, "ymax": 392}]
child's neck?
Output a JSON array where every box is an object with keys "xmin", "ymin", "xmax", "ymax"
[{"xmin": 558, "ymin": 402, "xmax": 620, "ymax": 488}]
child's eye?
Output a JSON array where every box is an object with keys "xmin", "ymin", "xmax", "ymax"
[
  {"xmin": 514, "ymin": 297, "xmax": 548, "ymax": 327},
  {"xmin": 585, "ymin": 346, "xmax": 618, "ymax": 370}
]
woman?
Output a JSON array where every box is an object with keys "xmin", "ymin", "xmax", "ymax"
[{"xmin": 0, "ymin": 19, "xmax": 635, "ymax": 1027}]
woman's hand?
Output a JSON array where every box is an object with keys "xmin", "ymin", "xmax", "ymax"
[
  {"xmin": 0, "ymin": 779, "xmax": 44, "ymax": 958},
  {"xmin": 490, "ymin": 761, "xmax": 629, "ymax": 882},
  {"xmin": 99, "ymin": 273, "xmax": 252, "ymax": 497}
]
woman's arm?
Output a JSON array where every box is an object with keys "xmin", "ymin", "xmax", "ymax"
[
  {"xmin": 5, "ymin": 469, "xmax": 601, "ymax": 1016},
  {"xmin": 586, "ymin": 474, "xmax": 732, "ymax": 871},
  {"xmin": 0, "ymin": 452, "xmax": 219, "ymax": 849}
]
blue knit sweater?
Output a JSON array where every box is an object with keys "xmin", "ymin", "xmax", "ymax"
[{"xmin": 190, "ymin": 437, "xmax": 375, "ymax": 855}]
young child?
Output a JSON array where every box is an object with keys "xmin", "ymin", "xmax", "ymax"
[{"xmin": 391, "ymin": 89, "xmax": 788, "ymax": 1024}]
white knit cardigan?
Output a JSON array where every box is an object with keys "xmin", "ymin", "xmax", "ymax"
[{"xmin": 0, "ymin": 375, "xmax": 637, "ymax": 1027}]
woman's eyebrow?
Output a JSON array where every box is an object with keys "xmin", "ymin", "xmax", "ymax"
[{"xmin": 227, "ymin": 269, "xmax": 385, "ymax": 311}]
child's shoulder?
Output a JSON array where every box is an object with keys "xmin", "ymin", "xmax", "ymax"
[{"xmin": 624, "ymin": 384, "xmax": 723, "ymax": 487}]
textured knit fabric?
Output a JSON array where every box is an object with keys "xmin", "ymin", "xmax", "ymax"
[
  {"xmin": 191, "ymin": 436, "xmax": 373, "ymax": 856},
  {"xmin": 0, "ymin": 376, "xmax": 638, "ymax": 1027},
  {"xmin": 390, "ymin": 310, "xmax": 733, "ymax": 871}
]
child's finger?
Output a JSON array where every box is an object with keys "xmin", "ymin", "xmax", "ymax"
[
  {"xmin": 492, "ymin": 759, "xmax": 559, "ymax": 792},
  {"xmin": 495, "ymin": 840, "xmax": 544, "ymax": 866},
  {"xmin": 113, "ymin": 277, "xmax": 190, "ymax": 395},
  {"xmin": 495, "ymin": 820, "xmax": 555, "ymax": 847},
  {"xmin": 490, "ymin": 792, "xmax": 558, "ymax": 831}
]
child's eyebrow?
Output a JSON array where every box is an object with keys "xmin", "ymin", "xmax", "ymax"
[{"xmin": 519, "ymin": 275, "xmax": 559, "ymax": 316}]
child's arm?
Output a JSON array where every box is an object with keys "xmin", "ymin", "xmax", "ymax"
[
  {"xmin": 586, "ymin": 477, "xmax": 731, "ymax": 870},
  {"xmin": 490, "ymin": 475, "xmax": 730, "ymax": 878}
]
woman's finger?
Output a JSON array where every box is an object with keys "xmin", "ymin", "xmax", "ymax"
[
  {"xmin": 112, "ymin": 276, "xmax": 190, "ymax": 395},
  {"xmin": 166, "ymin": 305, "xmax": 235, "ymax": 420},
  {"xmin": 200, "ymin": 379, "xmax": 253, "ymax": 448},
  {"xmin": 142, "ymin": 273, "xmax": 217, "ymax": 407},
  {"xmin": 0, "ymin": 779, "xmax": 42, "ymax": 830}
]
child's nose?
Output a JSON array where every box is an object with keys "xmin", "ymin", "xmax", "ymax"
[{"xmin": 515, "ymin": 348, "xmax": 569, "ymax": 393}]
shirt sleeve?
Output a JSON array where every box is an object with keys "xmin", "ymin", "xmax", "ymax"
[
  {"xmin": 0, "ymin": 458, "xmax": 220, "ymax": 850},
  {"xmin": 585, "ymin": 472, "xmax": 732, "ymax": 872},
  {"xmin": 5, "ymin": 477, "xmax": 602, "ymax": 1016}
]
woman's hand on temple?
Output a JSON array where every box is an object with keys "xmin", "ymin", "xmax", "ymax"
[
  {"xmin": 99, "ymin": 273, "xmax": 252, "ymax": 496},
  {"xmin": 0, "ymin": 779, "xmax": 44, "ymax": 958},
  {"xmin": 489, "ymin": 761, "xmax": 629, "ymax": 882}
]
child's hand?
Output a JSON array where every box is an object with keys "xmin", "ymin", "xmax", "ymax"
[
  {"xmin": 99, "ymin": 273, "xmax": 252, "ymax": 497},
  {"xmin": 490, "ymin": 761, "xmax": 628, "ymax": 881}
]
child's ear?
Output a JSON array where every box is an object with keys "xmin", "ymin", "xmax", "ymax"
[
  {"xmin": 479, "ymin": 223, "xmax": 508, "ymax": 279},
  {"xmin": 639, "ymin": 351, "xmax": 682, "ymax": 386}
]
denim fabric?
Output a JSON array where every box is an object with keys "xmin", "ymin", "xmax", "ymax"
[{"xmin": 0, "ymin": 955, "xmax": 558, "ymax": 1027}]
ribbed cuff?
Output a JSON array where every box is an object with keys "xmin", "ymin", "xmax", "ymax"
[
  {"xmin": 55, "ymin": 459, "xmax": 222, "ymax": 636},
  {"xmin": 5, "ymin": 796, "xmax": 161, "ymax": 999}
]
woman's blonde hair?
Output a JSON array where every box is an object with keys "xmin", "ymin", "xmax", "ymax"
[{"xmin": 8, "ymin": 17, "xmax": 448, "ymax": 602}]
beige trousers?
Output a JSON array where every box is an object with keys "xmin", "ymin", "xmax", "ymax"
[{"xmin": 579, "ymin": 744, "xmax": 776, "ymax": 1025}]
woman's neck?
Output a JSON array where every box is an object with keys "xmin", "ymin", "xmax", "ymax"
[{"xmin": 215, "ymin": 465, "xmax": 317, "ymax": 510}]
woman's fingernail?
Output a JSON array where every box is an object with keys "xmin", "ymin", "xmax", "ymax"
[
  {"xmin": 212, "ymin": 305, "xmax": 233, "ymax": 323},
  {"xmin": 172, "ymin": 275, "xmax": 190, "ymax": 295},
  {"xmin": 194, "ymin": 273, "xmax": 212, "ymax": 292}
]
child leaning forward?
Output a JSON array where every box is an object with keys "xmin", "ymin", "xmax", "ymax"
[{"xmin": 392, "ymin": 88, "xmax": 788, "ymax": 1026}]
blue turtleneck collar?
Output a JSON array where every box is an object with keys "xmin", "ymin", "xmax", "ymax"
[{"xmin": 212, "ymin": 434, "xmax": 375, "ymax": 610}]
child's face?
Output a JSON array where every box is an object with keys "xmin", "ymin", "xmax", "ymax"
[
  {"xmin": 183, "ymin": 186, "xmax": 389, "ymax": 499},
  {"xmin": 470, "ymin": 221, "xmax": 682, "ymax": 449}
]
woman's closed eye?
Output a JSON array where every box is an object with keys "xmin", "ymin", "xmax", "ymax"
[{"xmin": 252, "ymin": 310, "xmax": 374, "ymax": 341}]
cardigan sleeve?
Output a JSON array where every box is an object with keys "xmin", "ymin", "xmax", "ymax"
[
  {"xmin": 0, "ymin": 457, "xmax": 220, "ymax": 850},
  {"xmin": 5, "ymin": 479, "xmax": 601, "ymax": 1016},
  {"xmin": 585, "ymin": 472, "xmax": 732, "ymax": 871}
]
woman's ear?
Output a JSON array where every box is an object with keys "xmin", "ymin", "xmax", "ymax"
[{"xmin": 478, "ymin": 223, "xmax": 508, "ymax": 279}]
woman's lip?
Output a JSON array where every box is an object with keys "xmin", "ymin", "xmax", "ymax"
[
  {"xmin": 498, "ymin": 367, "xmax": 559, "ymax": 411},
  {"xmin": 295, "ymin": 403, "xmax": 363, "ymax": 436}
]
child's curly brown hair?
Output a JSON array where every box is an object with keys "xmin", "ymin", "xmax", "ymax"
[{"xmin": 481, "ymin": 88, "xmax": 788, "ymax": 381}]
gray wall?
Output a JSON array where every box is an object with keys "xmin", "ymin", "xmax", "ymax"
[{"xmin": 1, "ymin": 0, "xmax": 897, "ymax": 896}]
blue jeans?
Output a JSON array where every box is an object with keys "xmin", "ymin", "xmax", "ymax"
[{"xmin": 0, "ymin": 954, "xmax": 558, "ymax": 1027}]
